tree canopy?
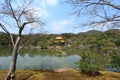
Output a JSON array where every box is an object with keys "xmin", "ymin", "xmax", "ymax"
[{"xmin": 67, "ymin": 0, "xmax": 120, "ymax": 28}]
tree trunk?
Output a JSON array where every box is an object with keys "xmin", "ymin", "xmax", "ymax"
[{"xmin": 5, "ymin": 36, "xmax": 21, "ymax": 80}]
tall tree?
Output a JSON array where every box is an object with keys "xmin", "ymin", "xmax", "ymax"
[
  {"xmin": 0, "ymin": 0, "xmax": 44, "ymax": 80},
  {"xmin": 66, "ymin": 0, "xmax": 120, "ymax": 28}
]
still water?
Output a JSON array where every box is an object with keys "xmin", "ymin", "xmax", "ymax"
[{"xmin": 0, "ymin": 52, "xmax": 80, "ymax": 70}]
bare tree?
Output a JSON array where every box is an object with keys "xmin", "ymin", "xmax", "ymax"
[
  {"xmin": 0, "ymin": 0, "xmax": 44, "ymax": 80},
  {"xmin": 66, "ymin": 0, "xmax": 120, "ymax": 28}
]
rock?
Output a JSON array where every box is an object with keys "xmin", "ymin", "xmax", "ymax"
[
  {"xmin": 20, "ymin": 73, "xmax": 33, "ymax": 80},
  {"xmin": 54, "ymin": 68, "xmax": 74, "ymax": 73}
]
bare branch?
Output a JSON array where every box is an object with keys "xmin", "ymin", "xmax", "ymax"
[
  {"xmin": 17, "ymin": 0, "xmax": 33, "ymax": 24},
  {"xmin": 0, "ymin": 0, "xmax": 44, "ymax": 79},
  {"xmin": 0, "ymin": 23, "xmax": 15, "ymax": 46},
  {"xmin": 18, "ymin": 27, "xmax": 32, "ymax": 52},
  {"xmin": 101, "ymin": 0, "xmax": 120, "ymax": 10},
  {"xmin": 67, "ymin": 0, "xmax": 120, "ymax": 28}
]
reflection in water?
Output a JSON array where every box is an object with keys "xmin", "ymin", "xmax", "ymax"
[{"xmin": 0, "ymin": 54, "xmax": 80, "ymax": 70}]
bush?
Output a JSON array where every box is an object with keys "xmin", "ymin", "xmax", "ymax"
[
  {"xmin": 110, "ymin": 53, "xmax": 120, "ymax": 69},
  {"xmin": 76, "ymin": 50, "xmax": 106, "ymax": 76}
]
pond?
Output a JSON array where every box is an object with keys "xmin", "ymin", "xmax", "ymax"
[
  {"xmin": 0, "ymin": 48, "xmax": 119, "ymax": 72},
  {"xmin": 0, "ymin": 48, "xmax": 80, "ymax": 70}
]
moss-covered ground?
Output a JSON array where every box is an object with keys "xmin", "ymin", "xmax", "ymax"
[{"xmin": 0, "ymin": 70, "xmax": 120, "ymax": 80}]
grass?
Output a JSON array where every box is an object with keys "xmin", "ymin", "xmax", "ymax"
[{"xmin": 0, "ymin": 70, "xmax": 120, "ymax": 80}]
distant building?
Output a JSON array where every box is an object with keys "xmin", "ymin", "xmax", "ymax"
[
  {"xmin": 53, "ymin": 35, "xmax": 67, "ymax": 49},
  {"xmin": 53, "ymin": 35, "xmax": 66, "ymax": 43}
]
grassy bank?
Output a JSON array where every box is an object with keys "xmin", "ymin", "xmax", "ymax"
[{"xmin": 0, "ymin": 70, "xmax": 120, "ymax": 80}]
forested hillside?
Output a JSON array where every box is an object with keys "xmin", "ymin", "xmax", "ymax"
[
  {"xmin": 0, "ymin": 29, "xmax": 120, "ymax": 56},
  {"xmin": 0, "ymin": 29, "xmax": 120, "ymax": 51}
]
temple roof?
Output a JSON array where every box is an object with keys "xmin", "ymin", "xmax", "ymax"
[
  {"xmin": 55, "ymin": 36, "xmax": 64, "ymax": 40},
  {"xmin": 54, "ymin": 35, "xmax": 66, "ymax": 43}
]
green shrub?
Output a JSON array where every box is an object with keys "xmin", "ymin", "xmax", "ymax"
[
  {"xmin": 76, "ymin": 50, "xmax": 106, "ymax": 76},
  {"xmin": 110, "ymin": 53, "xmax": 120, "ymax": 69}
]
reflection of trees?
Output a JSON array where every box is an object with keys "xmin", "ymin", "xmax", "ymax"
[
  {"xmin": 0, "ymin": 64, "xmax": 1, "ymax": 69},
  {"xmin": 0, "ymin": 47, "xmax": 12, "ymax": 57},
  {"xmin": 0, "ymin": 47, "xmax": 87, "ymax": 57},
  {"xmin": 19, "ymin": 49, "xmax": 71, "ymax": 57}
]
